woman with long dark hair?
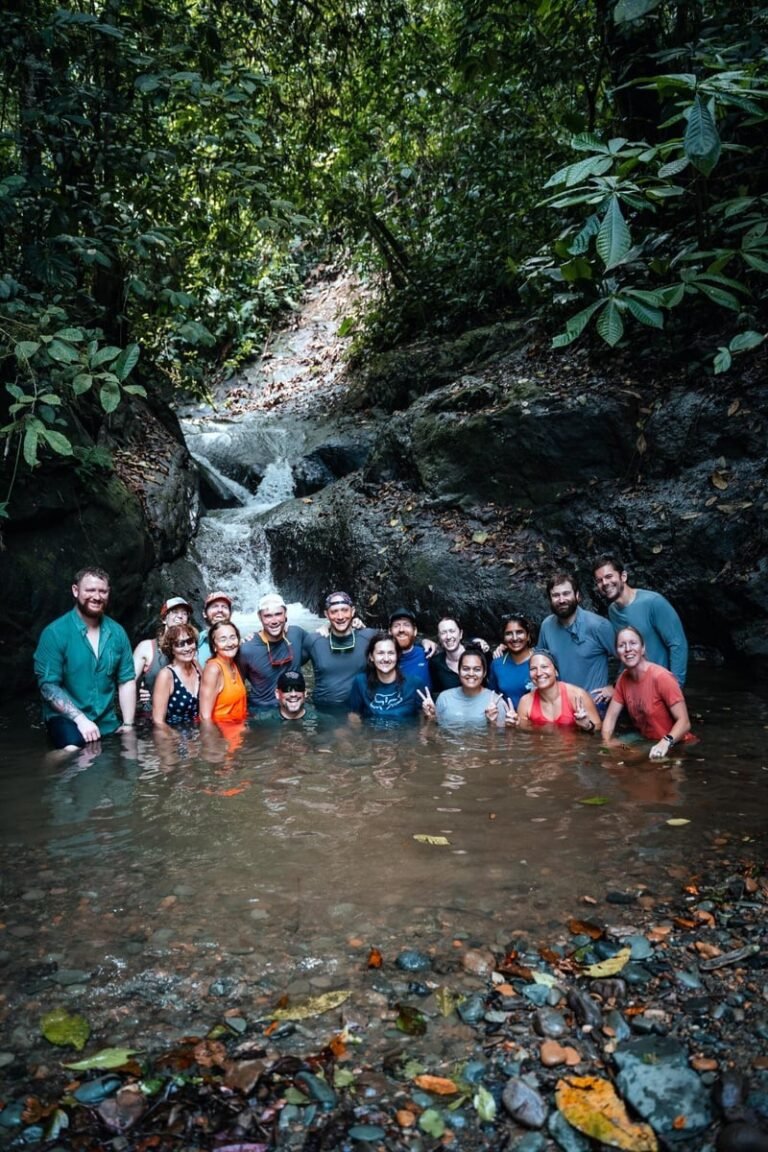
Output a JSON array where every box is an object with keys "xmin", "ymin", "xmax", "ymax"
[{"xmin": 348, "ymin": 631, "xmax": 422, "ymax": 720}]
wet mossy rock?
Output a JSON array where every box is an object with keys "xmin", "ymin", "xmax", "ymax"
[
  {"xmin": 0, "ymin": 467, "xmax": 148, "ymax": 694},
  {"xmin": 0, "ymin": 400, "xmax": 197, "ymax": 694}
]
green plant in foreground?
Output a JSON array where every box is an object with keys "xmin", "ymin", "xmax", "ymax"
[{"xmin": 1, "ymin": 307, "xmax": 144, "ymax": 517}]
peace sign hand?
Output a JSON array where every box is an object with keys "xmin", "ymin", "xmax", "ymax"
[
  {"xmin": 503, "ymin": 697, "xmax": 520, "ymax": 727},
  {"xmin": 485, "ymin": 692, "xmax": 502, "ymax": 723},
  {"xmin": 574, "ymin": 693, "xmax": 588, "ymax": 723},
  {"xmin": 418, "ymin": 686, "xmax": 437, "ymax": 719}
]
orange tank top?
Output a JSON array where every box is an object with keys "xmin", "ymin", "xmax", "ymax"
[{"xmin": 209, "ymin": 656, "xmax": 248, "ymax": 722}]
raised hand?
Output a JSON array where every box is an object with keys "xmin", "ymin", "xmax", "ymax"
[
  {"xmin": 503, "ymin": 697, "xmax": 519, "ymax": 727},
  {"xmin": 417, "ymin": 686, "xmax": 436, "ymax": 719},
  {"xmin": 485, "ymin": 692, "xmax": 502, "ymax": 723},
  {"xmin": 574, "ymin": 693, "xmax": 588, "ymax": 723}
]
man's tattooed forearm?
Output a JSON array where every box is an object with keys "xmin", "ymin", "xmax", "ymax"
[{"xmin": 40, "ymin": 685, "xmax": 81, "ymax": 719}]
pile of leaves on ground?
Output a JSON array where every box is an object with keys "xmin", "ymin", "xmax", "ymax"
[{"xmin": 1, "ymin": 855, "xmax": 766, "ymax": 1151}]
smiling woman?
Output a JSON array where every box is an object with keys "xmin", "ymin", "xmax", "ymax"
[
  {"xmin": 601, "ymin": 626, "xmax": 692, "ymax": 760},
  {"xmin": 200, "ymin": 622, "xmax": 248, "ymax": 723},
  {"xmin": 347, "ymin": 631, "xmax": 422, "ymax": 720}
]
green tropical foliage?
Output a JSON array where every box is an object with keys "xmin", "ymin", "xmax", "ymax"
[{"xmin": 1, "ymin": 0, "xmax": 766, "ymax": 511}]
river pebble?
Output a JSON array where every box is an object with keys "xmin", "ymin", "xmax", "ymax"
[
  {"xmin": 395, "ymin": 949, "xmax": 431, "ymax": 972},
  {"xmin": 501, "ymin": 1077, "xmax": 547, "ymax": 1128},
  {"xmin": 461, "ymin": 948, "xmax": 495, "ymax": 976},
  {"xmin": 614, "ymin": 1035, "xmax": 713, "ymax": 1137},
  {"xmin": 533, "ymin": 1008, "xmax": 568, "ymax": 1038}
]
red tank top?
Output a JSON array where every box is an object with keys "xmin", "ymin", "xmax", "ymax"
[{"xmin": 529, "ymin": 682, "xmax": 576, "ymax": 727}]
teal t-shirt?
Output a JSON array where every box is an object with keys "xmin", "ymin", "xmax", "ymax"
[{"xmin": 34, "ymin": 609, "xmax": 135, "ymax": 734}]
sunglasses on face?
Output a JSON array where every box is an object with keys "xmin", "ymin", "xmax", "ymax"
[{"xmin": 174, "ymin": 638, "xmax": 196, "ymax": 649}]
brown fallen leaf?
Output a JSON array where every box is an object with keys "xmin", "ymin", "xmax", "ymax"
[
  {"xmin": 710, "ymin": 471, "xmax": 729, "ymax": 490},
  {"xmin": 567, "ymin": 918, "xmax": 604, "ymax": 940}
]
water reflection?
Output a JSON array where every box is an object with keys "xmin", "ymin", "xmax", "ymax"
[{"xmin": 0, "ymin": 668, "xmax": 766, "ymax": 1060}]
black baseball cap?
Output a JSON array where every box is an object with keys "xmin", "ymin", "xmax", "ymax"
[
  {"xmin": 277, "ymin": 670, "xmax": 306, "ymax": 692},
  {"xmin": 389, "ymin": 607, "xmax": 417, "ymax": 626}
]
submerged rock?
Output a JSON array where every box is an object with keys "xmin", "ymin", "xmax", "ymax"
[{"xmin": 613, "ymin": 1036, "xmax": 713, "ymax": 1137}]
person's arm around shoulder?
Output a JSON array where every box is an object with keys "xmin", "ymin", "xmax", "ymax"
[
  {"xmin": 199, "ymin": 660, "xmax": 223, "ymax": 722},
  {"xmin": 649, "ymin": 697, "xmax": 691, "ymax": 762},
  {"xmin": 568, "ymin": 685, "xmax": 602, "ymax": 732}
]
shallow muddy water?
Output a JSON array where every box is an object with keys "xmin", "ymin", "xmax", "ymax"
[{"xmin": 1, "ymin": 666, "xmax": 767, "ymax": 1070}]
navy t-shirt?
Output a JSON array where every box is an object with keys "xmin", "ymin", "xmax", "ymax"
[{"xmin": 348, "ymin": 673, "xmax": 422, "ymax": 719}]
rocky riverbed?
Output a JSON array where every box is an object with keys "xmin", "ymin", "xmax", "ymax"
[{"xmin": 1, "ymin": 840, "xmax": 766, "ymax": 1151}]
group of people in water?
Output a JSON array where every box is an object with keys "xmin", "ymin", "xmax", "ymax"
[{"xmin": 33, "ymin": 556, "xmax": 693, "ymax": 761}]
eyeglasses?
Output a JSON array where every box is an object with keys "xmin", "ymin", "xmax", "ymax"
[{"xmin": 174, "ymin": 638, "xmax": 196, "ymax": 649}]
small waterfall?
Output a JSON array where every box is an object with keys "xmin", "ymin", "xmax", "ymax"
[{"xmin": 186, "ymin": 424, "xmax": 319, "ymax": 632}]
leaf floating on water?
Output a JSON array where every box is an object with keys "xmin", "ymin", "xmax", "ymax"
[
  {"xmin": 418, "ymin": 1108, "xmax": 446, "ymax": 1137},
  {"xmin": 41, "ymin": 1008, "xmax": 90, "ymax": 1051},
  {"xmin": 63, "ymin": 1047, "xmax": 139, "ymax": 1071},
  {"xmin": 413, "ymin": 834, "xmax": 451, "ymax": 846},
  {"xmin": 578, "ymin": 795, "xmax": 610, "ymax": 806},
  {"xmin": 666, "ymin": 818, "xmax": 691, "ymax": 826},
  {"xmin": 582, "ymin": 946, "xmax": 632, "ymax": 977},
  {"xmin": 556, "ymin": 1075, "xmax": 658, "ymax": 1151},
  {"xmin": 435, "ymin": 987, "xmax": 457, "ymax": 1017},
  {"xmin": 270, "ymin": 990, "xmax": 351, "ymax": 1021},
  {"xmin": 396, "ymin": 1004, "xmax": 427, "ymax": 1036},
  {"xmin": 413, "ymin": 1074, "xmax": 458, "ymax": 1095}
]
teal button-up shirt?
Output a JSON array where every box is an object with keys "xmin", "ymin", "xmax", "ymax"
[{"xmin": 34, "ymin": 609, "xmax": 135, "ymax": 734}]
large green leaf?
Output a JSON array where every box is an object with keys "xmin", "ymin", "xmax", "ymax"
[
  {"xmin": 596, "ymin": 299, "xmax": 625, "ymax": 346},
  {"xmin": 113, "ymin": 344, "xmax": 140, "ymax": 382},
  {"xmin": 684, "ymin": 97, "xmax": 721, "ymax": 175},
  {"xmin": 47, "ymin": 339, "xmax": 81, "ymax": 364},
  {"xmin": 552, "ymin": 300, "xmax": 604, "ymax": 347},
  {"xmin": 596, "ymin": 198, "xmax": 631, "ymax": 269},
  {"xmin": 41, "ymin": 429, "xmax": 74, "ymax": 456},
  {"xmin": 729, "ymin": 330, "xmax": 764, "ymax": 353},
  {"xmin": 625, "ymin": 297, "xmax": 664, "ymax": 328},
  {"xmin": 99, "ymin": 380, "xmax": 121, "ymax": 413},
  {"xmin": 41, "ymin": 1008, "xmax": 90, "ymax": 1050}
]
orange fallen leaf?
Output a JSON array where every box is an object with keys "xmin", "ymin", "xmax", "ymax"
[
  {"xmin": 567, "ymin": 918, "xmax": 603, "ymax": 940},
  {"xmin": 413, "ymin": 1074, "xmax": 458, "ymax": 1095},
  {"xmin": 673, "ymin": 1115, "xmax": 688, "ymax": 1129},
  {"xmin": 367, "ymin": 947, "xmax": 383, "ymax": 969},
  {"xmin": 329, "ymin": 1033, "xmax": 348, "ymax": 1060},
  {"xmin": 263, "ymin": 1020, "xmax": 280, "ymax": 1037}
]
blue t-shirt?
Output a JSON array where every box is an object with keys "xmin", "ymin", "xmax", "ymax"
[
  {"xmin": 397, "ymin": 645, "xmax": 432, "ymax": 691},
  {"xmin": 608, "ymin": 589, "xmax": 688, "ymax": 686},
  {"xmin": 487, "ymin": 655, "xmax": 532, "ymax": 708},
  {"xmin": 538, "ymin": 606, "xmax": 615, "ymax": 694},
  {"xmin": 348, "ymin": 673, "xmax": 422, "ymax": 719}
]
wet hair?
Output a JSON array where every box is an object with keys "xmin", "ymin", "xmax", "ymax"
[
  {"xmin": 160, "ymin": 623, "xmax": 199, "ymax": 662},
  {"xmin": 365, "ymin": 630, "xmax": 403, "ymax": 689},
  {"xmin": 546, "ymin": 570, "xmax": 580, "ymax": 597},
  {"xmin": 500, "ymin": 613, "xmax": 535, "ymax": 644},
  {"xmin": 592, "ymin": 552, "xmax": 626, "ymax": 577},
  {"xmin": 530, "ymin": 646, "xmax": 560, "ymax": 676},
  {"xmin": 615, "ymin": 625, "xmax": 645, "ymax": 651},
  {"xmin": 208, "ymin": 619, "xmax": 241, "ymax": 656},
  {"xmin": 458, "ymin": 645, "xmax": 488, "ymax": 677},
  {"xmin": 73, "ymin": 566, "xmax": 110, "ymax": 587}
]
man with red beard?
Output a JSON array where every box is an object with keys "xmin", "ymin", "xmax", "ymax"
[{"xmin": 34, "ymin": 566, "xmax": 136, "ymax": 751}]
